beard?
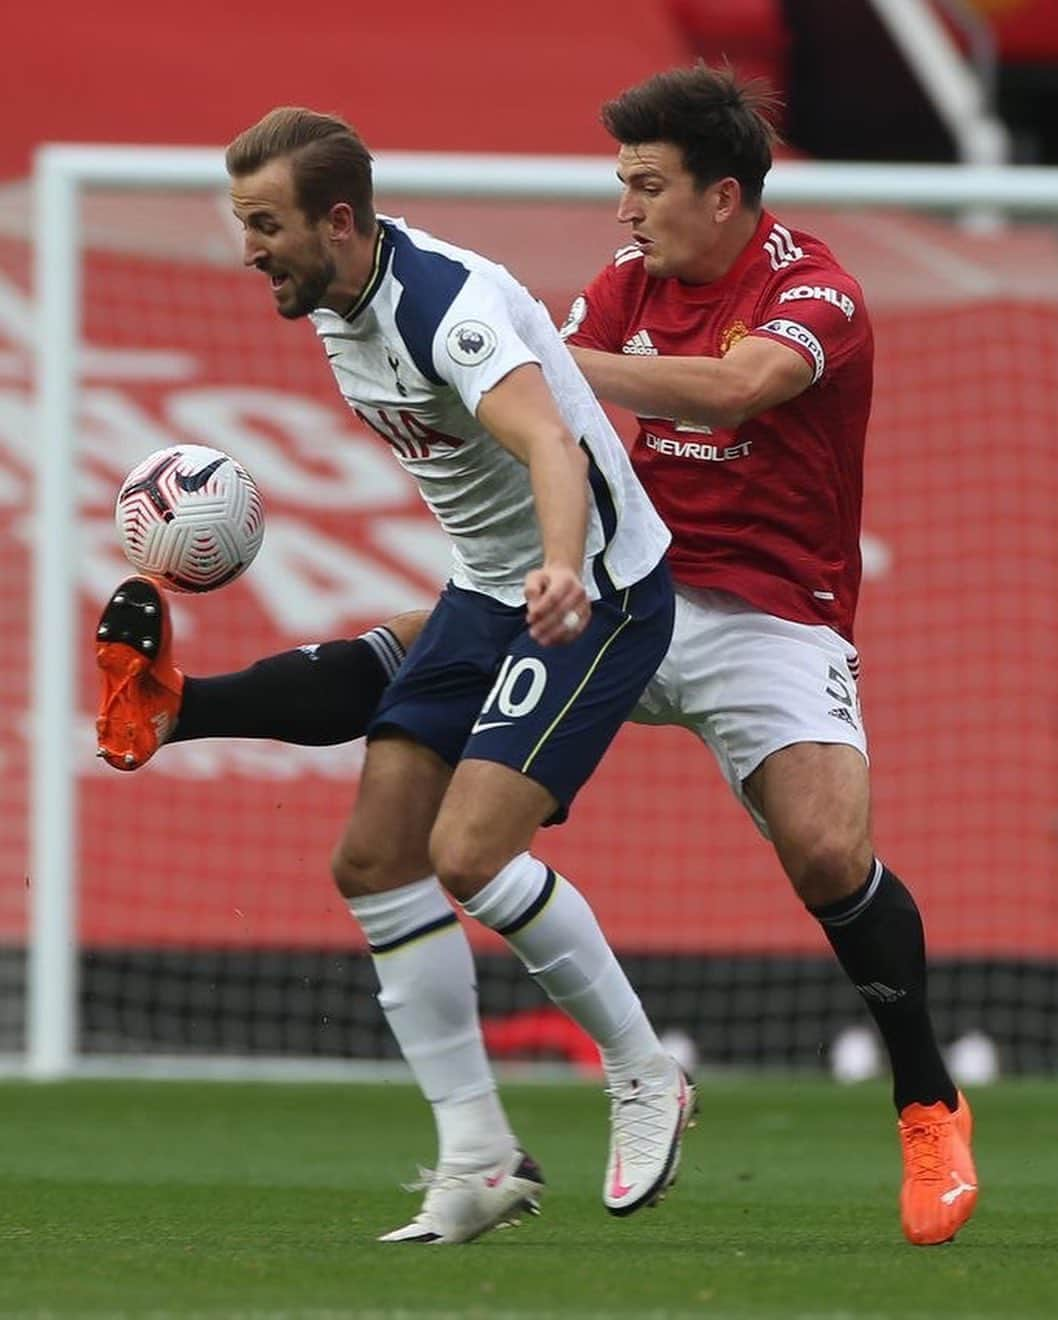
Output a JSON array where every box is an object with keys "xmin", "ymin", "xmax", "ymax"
[{"xmin": 278, "ymin": 253, "xmax": 338, "ymax": 319}]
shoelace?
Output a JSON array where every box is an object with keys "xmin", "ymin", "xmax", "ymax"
[
  {"xmin": 401, "ymin": 1164, "xmax": 500, "ymax": 1196},
  {"xmin": 98, "ymin": 654, "xmax": 177, "ymax": 748},
  {"xmin": 606, "ymin": 1079, "xmax": 677, "ymax": 1167},
  {"xmin": 401, "ymin": 1165, "xmax": 452, "ymax": 1194},
  {"xmin": 395, "ymin": 1166, "xmax": 466, "ymax": 1229},
  {"xmin": 902, "ymin": 1121, "xmax": 950, "ymax": 1184},
  {"xmin": 97, "ymin": 655, "xmax": 142, "ymax": 723},
  {"xmin": 397, "ymin": 1161, "xmax": 523, "ymax": 1233}
]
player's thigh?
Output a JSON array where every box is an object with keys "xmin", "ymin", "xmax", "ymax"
[
  {"xmin": 431, "ymin": 759, "xmax": 558, "ymax": 901},
  {"xmin": 460, "ymin": 561, "xmax": 673, "ymax": 828},
  {"xmin": 659, "ymin": 589, "xmax": 870, "ymax": 846},
  {"xmin": 367, "ymin": 582, "xmax": 524, "ymax": 768},
  {"xmin": 332, "ymin": 733, "xmax": 452, "ymax": 897},
  {"xmin": 744, "ymin": 741, "xmax": 873, "ymax": 901}
]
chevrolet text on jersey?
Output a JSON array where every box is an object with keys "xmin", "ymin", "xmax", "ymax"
[{"xmin": 645, "ymin": 435, "xmax": 752, "ymax": 461}]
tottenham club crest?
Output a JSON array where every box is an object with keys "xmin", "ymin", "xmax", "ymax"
[{"xmin": 446, "ymin": 320, "xmax": 497, "ymax": 366}]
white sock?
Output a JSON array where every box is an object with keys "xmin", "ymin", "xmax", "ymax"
[
  {"xmin": 463, "ymin": 853, "xmax": 667, "ymax": 1087},
  {"xmin": 350, "ymin": 877, "xmax": 513, "ymax": 1170}
]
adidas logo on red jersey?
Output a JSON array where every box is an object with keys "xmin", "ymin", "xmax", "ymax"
[{"xmin": 622, "ymin": 330, "xmax": 658, "ymax": 355}]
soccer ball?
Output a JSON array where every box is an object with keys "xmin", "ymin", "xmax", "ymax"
[{"xmin": 115, "ymin": 445, "xmax": 265, "ymax": 592}]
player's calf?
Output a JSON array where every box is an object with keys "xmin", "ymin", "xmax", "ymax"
[{"xmin": 95, "ymin": 576, "xmax": 184, "ymax": 771}]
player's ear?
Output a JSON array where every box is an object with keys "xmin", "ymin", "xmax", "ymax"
[
  {"xmin": 326, "ymin": 202, "xmax": 356, "ymax": 243},
  {"xmin": 714, "ymin": 177, "xmax": 741, "ymax": 223}
]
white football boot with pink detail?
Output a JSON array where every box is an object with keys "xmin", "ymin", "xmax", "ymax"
[
  {"xmin": 603, "ymin": 1057, "xmax": 698, "ymax": 1215},
  {"xmin": 378, "ymin": 1146, "xmax": 544, "ymax": 1244}
]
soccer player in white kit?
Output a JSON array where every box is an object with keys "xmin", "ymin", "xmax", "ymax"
[{"xmin": 104, "ymin": 107, "xmax": 695, "ymax": 1245}]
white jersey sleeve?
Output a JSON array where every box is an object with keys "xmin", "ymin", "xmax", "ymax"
[{"xmin": 429, "ymin": 273, "xmax": 542, "ymax": 416}]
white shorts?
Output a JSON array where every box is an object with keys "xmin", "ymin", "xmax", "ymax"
[{"xmin": 632, "ymin": 586, "xmax": 868, "ymax": 835}]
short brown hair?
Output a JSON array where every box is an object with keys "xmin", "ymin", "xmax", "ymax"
[
  {"xmin": 601, "ymin": 64, "xmax": 779, "ymax": 207},
  {"xmin": 225, "ymin": 107, "xmax": 376, "ymax": 235}
]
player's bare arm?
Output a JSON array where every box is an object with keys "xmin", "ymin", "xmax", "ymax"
[
  {"xmin": 570, "ymin": 333, "xmax": 813, "ymax": 431},
  {"xmin": 476, "ymin": 363, "xmax": 591, "ymax": 646}
]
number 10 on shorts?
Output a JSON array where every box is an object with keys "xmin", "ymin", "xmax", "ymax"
[{"xmin": 480, "ymin": 656, "xmax": 549, "ymax": 723}]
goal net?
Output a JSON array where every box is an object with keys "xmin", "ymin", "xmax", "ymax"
[{"xmin": 9, "ymin": 149, "xmax": 1058, "ymax": 1078}]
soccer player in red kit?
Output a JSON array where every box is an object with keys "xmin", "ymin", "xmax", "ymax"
[{"xmin": 562, "ymin": 64, "xmax": 976, "ymax": 1247}]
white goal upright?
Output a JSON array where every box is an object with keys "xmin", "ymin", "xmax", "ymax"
[{"xmin": 19, "ymin": 145, "xmax": 1058, "ymax": 1079}]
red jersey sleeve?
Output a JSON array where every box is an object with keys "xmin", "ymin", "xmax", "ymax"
[
  {"xmin": 750, "ymin": 263, "xmax": 870, "ymax": 385},
  {"xmin": 559, "ymin": 248, "xmax": 639, "ymax": 352}
]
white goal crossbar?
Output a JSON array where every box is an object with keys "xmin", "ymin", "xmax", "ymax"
[{"xmin": 30, "ymin": 145, "xmax": 1058, "ymax": 1077}]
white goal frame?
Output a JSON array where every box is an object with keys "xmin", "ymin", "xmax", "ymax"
[{"xmin": 30, "ymin": 145, "xmax": 1058, "ymax": 1078}]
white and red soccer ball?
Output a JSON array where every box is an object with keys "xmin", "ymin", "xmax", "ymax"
[{"xmin": 115, "ymin": 445, "xmax": 265, "ymax": 592}]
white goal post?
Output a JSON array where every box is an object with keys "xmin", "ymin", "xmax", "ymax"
[{"xmin": 30, "ymin": 145, "xmax": 1058, "ymax": 1079}]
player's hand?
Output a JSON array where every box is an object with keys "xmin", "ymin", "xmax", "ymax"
[{"xmin": 525, "ymin": 564, "xmax": 590, "ymax": 646}]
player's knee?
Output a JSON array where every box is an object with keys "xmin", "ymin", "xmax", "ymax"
[
  {"xmin": 330, "ymin": 840, "xmax": 371, "ymax": 898},
  {"xmin": 331, "ymin": 834, "xmax": 407, "ymax": 899},
  {"xmin": 782, "ymin": 829, "xmax": 873, "ymax": 908},
  {"xmin": 429, "ymin": 832, "xmax": 498, "ymax": 904},
  {"xmin": 383, "ymin": 609, "xmax": 430, "ymax": 653}
]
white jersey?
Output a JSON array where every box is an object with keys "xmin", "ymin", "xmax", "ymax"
[{"xmin": 309, "ymin": 217, "xmax": 670, "ymax": 604}]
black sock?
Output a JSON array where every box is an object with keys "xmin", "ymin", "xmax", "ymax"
[
  {"xmin": 171, "ymin": 626, "xmax": 405, "ymax": 746},
  {"xmin": 811, "ymin": 860, "xmax": 957, "ymax": 1114}
]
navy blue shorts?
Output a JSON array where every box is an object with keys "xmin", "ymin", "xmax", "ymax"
[{"xmin": 368, "ymin": 560, "xmax": 673, "ymax": 822}]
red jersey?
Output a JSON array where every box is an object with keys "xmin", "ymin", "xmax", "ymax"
[{"xmin": 564, "ymin": 211, "xmax": 873, "ymax": 642}]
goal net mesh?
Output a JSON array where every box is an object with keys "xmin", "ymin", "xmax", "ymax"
[{"xmin": 5, "ymin": 182, "xmax": 1057, "ymax": 1073}]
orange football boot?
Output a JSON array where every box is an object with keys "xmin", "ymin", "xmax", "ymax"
[
  {"xmin": 898, "ymin": 1091, "xmax": 977, "ymax": 1245},
  {"xmin": 95, "ymin": 576, "xmax": 184, "ymax": 771}
]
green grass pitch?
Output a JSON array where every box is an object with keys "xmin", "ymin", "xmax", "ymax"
[{"xmin": 0, "ymin": 1077, "xmax": 1055, "ymax": 1318}]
